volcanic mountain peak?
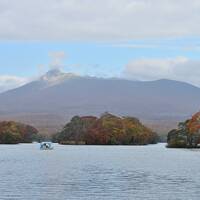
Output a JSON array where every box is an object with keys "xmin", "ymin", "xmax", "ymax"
[{"xmin": 40, "ymin": 69, "xmax": 78, "ymax": 85}]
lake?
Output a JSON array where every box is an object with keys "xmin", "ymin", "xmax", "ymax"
[{"xmin": 0, "ymin": 143, "xmax": 200, "ymax": 200}]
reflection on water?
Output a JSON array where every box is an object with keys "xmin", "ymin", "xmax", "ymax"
[{"xmin": 0, "ymin": 143, "xmax": 200, "ymax": 200}]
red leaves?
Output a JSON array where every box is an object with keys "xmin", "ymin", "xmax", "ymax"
[
  {"xmin": 187, "ymin": 112, "xmax": 200, "ymax": 134},
  {"xmin": 0, "ymin": 121, "xmax": 38, "ymax": 144},
  {"xmin": 59, "ymin": 113, "xmax": 158, "ymax": 145},
  {"xmin": 85, "ymin": 114, "xmax": 124, "ymax": 145}
]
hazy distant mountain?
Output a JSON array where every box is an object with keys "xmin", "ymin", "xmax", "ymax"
[{"xmin": 0, "ymin": 69, "xmax": 200, "ymax": 135}]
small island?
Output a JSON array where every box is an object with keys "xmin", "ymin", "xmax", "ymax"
[
  {"xmin": 167, "ymin": 112, "xmax": 200, "ymax": 148},
  {"xmin": 54, "ymin": 112, "xmax": 158, "ymax": 145},
  {"xmin": 0, "ymin": 121, "xmax": 38, "ymax": 144}
]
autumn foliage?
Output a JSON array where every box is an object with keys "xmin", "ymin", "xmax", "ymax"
[
  {"xmin": 55, "ymin": 113, "xmax": 158, "ymax": 145},
  {"xmin": 0, "ymin": 121, "xmax": 38, "ymax": 144},
  {"xmin": 168, "ymin": 111, "xmax": 200, "ymax": 148}
]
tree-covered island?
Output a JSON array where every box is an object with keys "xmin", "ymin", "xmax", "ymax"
[{"xmin": 54, "ymin": 113, "xmax": 158, "ymax": 145}]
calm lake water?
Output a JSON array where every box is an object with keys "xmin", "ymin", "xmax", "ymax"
[{"xmin": 0, "ymin": 143, "xmax": 200, "ymax": 200}]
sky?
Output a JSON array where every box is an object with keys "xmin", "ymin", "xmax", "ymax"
[{"xmin": 0, "ymin": 0, "xmax": 200, "ymax": 92}]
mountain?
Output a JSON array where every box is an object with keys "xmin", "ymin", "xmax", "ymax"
[{"xmin": 0, "ymin": 69, "xmax": 200, "ymax": 135}]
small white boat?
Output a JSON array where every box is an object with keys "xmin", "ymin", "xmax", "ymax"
[{"xmin": 40, "ymin": 142, "xmax": 54, "ymax": 150}]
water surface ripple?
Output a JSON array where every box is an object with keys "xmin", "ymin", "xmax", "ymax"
[{"xmin": 0, "ymin": 143, "xmax": 199, "ymax": 200}]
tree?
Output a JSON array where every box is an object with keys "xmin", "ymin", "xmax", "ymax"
[{"xmin": 56, "ymin": 113, "xmax": 158, "ymax": 145}]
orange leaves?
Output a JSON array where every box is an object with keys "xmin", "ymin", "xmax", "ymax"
[
  {"xmin": 58, "ymin": 113, "xmax": 158, "ymax": 145},
  {"xmin": 187, "ymin": 112, "xmax": 200, "ymax": 134},
  {"xmin": 0, "ymin": 121, "xmax": 38, "ymax": 144},
  {"xmin": 168, "ymin": 111, "xmax": 200, "ymax": 148}
]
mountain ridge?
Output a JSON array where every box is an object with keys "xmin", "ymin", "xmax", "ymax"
[{"xmin": 0, "ymin": 69, "xmax": 200, "ymax": 136}]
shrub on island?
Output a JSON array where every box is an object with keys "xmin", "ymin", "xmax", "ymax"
[
  {"xmin": 0, "ymin": 121, "xmax": 38, "ymax": 144},
  {"xmin": 167, "ymin": 112, "xmax": 200, "ymax": 148},
  {"xmin": 54, "ymin": 113, "xmax": 158, "ymax": 145}
]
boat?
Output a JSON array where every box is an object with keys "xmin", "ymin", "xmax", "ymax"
[{"xmin": 40, "ymin": 142, "xmax": 54, "ymax": 150}]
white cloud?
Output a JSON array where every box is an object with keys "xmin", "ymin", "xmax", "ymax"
[
  {"xmin": 0, "ymin": 0, "xmax": 200, "ymax": 41},
  {"xmin": 123, "ymin": 57, "xmax": 200, "ymax": 86},
  {"xmin": 0, "ymin": 75, "xmax": 28, "ymax": 93},
  {"xmin": 48, "ymin": 51, "xmax": 66, "ymax": 70}
]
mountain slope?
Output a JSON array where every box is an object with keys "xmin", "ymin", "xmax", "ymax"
[{"xmin": 0, "ymin": 69, "xmax": 200, "ymax": 135}]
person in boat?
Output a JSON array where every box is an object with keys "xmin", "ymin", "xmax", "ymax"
[{"xmin": 40, "ymin": 142, "xmax": 53, "ymax": 150}]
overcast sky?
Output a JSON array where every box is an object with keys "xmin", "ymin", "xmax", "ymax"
[{"xmin": 0, "ymin": 0, "xmax": 200, "ymax": 92}]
